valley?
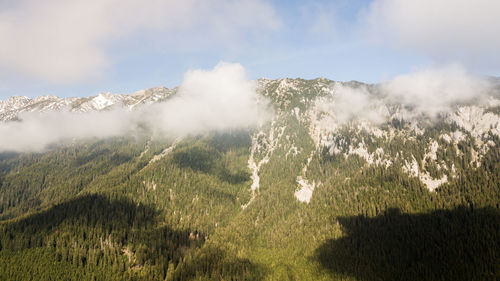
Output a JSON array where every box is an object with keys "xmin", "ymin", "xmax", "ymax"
[{"xmin": 1, "ymin": 78, "xmax": 499, "ymax": 280}]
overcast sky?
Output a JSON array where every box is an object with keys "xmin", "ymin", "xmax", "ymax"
[{"xmin": 1, "ymin": 0, "xmax": 499, "ymax": 99}]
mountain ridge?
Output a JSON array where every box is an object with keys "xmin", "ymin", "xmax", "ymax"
[
  {"xmin": 0, "ymin": 77, "xmax": 499, "ymax": 280},
  {"xmin": 0, "ymin": 86, "xmax": 175, "ymax": 122},
  {"xmin": 2, "ymin": 78, "xmax": 500, "ymax": 195}
]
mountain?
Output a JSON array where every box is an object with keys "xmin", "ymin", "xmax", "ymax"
[
  {"xmin": 0, "ymin": 78, "xmax": 499, "ymax": 280},
  {"xmin": 0, "ymin": 86, "xmax": 175, "ymax": 122}
]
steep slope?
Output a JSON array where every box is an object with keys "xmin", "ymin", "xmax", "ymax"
[{"xmin": 0, "ymin": 78, "xmax": 499, "ymax": 280}]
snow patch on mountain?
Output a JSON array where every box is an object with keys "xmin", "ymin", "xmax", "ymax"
[
  {"xmin": 403, "ymin": 155, "xmax": 448, "ymax": 191},
  {"xmin": 295, "ymin": 176, "xmax": 316, "ymax": 203},
  {"xmin": 89, "ymin": 93, "xmax": 117, "ymax": 110},
  {"xmin": 294, "ymin": 150, "xmax": 320, "ymax": 203},
  {"xmin": 148, "ymin": 138, "xmax": 181, "ymax": 164},
  {"xmin": 425, "ymin": 140, "xmax": 439, "ymax": 161},
  {"xmin": 139, "ymin": 138, "xmax": 181, "ymax": 173},
  {"xmin": 0, "ymin": 87, "xmax": 175, "ymax": 122},
  {"xmin": 420, "ymin": 174, "xmax": 448, "ymax": 192},
  {"xmin": 243, "ymin": 120, "xmax": 286, "ymax": 209}
]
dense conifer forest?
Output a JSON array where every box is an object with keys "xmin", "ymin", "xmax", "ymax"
[{"xmin": 1, "ymin": 79, "xmax": 499, "ymax": 280}]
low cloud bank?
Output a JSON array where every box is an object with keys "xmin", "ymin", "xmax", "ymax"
[
  {"xmin": 0, "ymin": 110, "xmax": 135, "ymax": 151},
  {"xmin": 323, "ymin": 83, "xmax": 386, "ymax": 124},
  {"xmin": 0, "ymin": 62, "xmax": 270, "ymax": 152},
  {"xmin": 148, "ymin": 62, "xmax": 270, "ymax": 135},
  {"xmin": 2, "ymin": 63, "xmax": 497, "ymax": 152},
  {"xmin": 327, "ymin": 65, "xmax": 497, "ymax": 124},
  {"xmin": 381, "ymin": 65, "xmax": 493, "ymax": 117}
]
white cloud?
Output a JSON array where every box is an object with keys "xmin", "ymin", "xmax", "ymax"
[
  {"xmin": 148, "ymin": 62, "xmax": 271, "ymax": 135},
  {"xmin": 362, "ymin": 0, "xmax": 500, "ymax": 69},
  {"xmin": 0, "ymin": 0, "xmax": 280, "ymax": 83},
  {"xmin": 0, "ymin": 109, "xmax": 136, "ymax": 151},
  {"xmin": 381, "ymin": 65, "xmax": 493, "ymax": 117},
  {"xmin": 325, "ymin": 82, "xmax": 386, "ymax": 124},
  {"xmin": 323, "ymin": 65, "xmax": 495, "ymax": 124},
  {"xmin": 0, "ymin": 62, "xmax": 271, "ymax": 152}
]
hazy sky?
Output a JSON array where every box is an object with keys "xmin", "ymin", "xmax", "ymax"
[{"xmin": 1, "ymin": 0, "xmax": 499, "ymax": 99}]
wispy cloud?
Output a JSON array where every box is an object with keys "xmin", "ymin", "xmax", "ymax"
[
  {"xmin": 0, "ymin": 0, "xmax": 280, "ymax": 83},
  {"xmin": 361, "ymin": 0, "xmax": 500, "ymax": 70}
]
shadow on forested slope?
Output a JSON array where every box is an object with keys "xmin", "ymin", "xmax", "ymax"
[
  {"xmin": 316, "ymin": 207, "xmax": 500, "ymax": 281},
  {"xmin": 206, "ymin": 131, "xmax": 252, "ymax": 152},
  {"xmin": 0, "ymin": 152, "xmax": 21, "ymax": 175},
  {"xmin": 0, "ymin": 194, "xmax": 202, "ymax": 269},
  {"xmin": 170, "ymin": 245, "xmax": 265, "ymax": 281},
  {"xmin": 172, "ymin": 144, "xmax": 250, "ymax": 185},
  {"xmin": 0, "ymin": 152, "xmax": 19, "ymax": 162},
  {"xmin": 0, "ymin": 194, "xmax": 262, "ymax": 280}
]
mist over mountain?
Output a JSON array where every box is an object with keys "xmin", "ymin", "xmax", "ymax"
[
  {"xmin": 1, "ymin": 64, "xmax": 498, "ymax": 152},
  {"xmin": 1, "ymin": 65, "xmax": 499, "ymax": 280},
  {"xmin": 0, "ymin": 63, "xmax": 271, "ymax": 151},
  {"xmin": 2, "ymin": 0, "xmax": 500, "ymax": 279}
]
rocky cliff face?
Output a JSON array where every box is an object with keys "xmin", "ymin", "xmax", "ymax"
[{"xmin": 247, "ymin": 78, "xmax": 500, "ymax": 203}]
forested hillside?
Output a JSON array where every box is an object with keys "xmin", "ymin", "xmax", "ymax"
[{"xmin": 1, "ymin": 78, "xmax": 499, "ymax": 280}]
